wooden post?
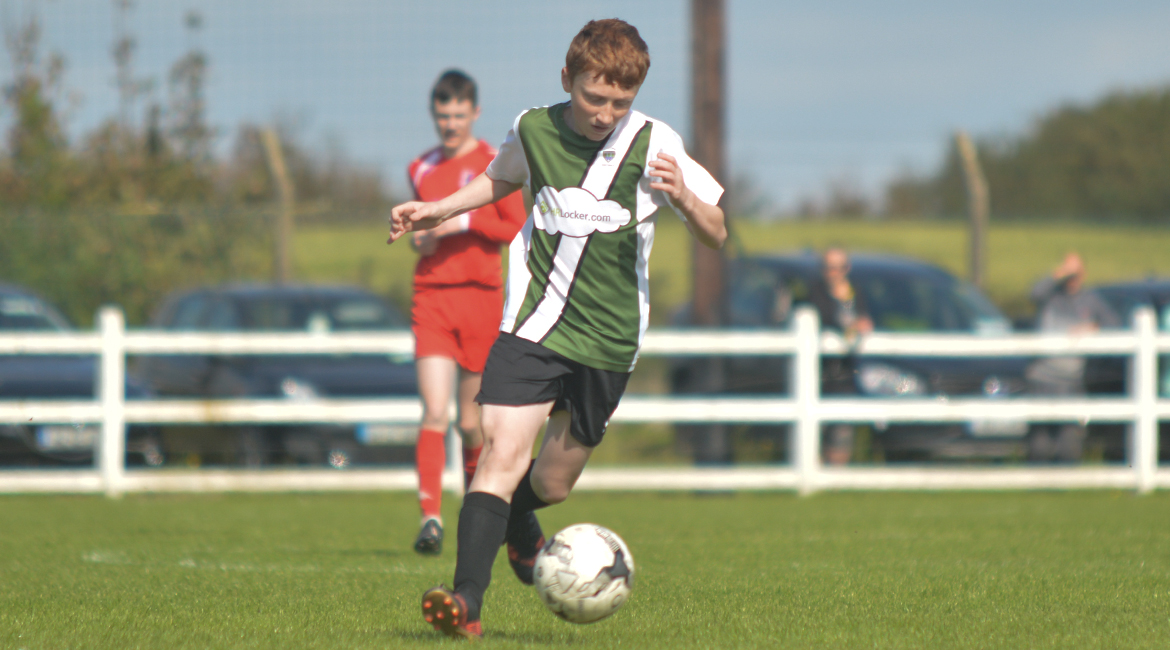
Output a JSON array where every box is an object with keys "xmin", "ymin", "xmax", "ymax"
[
  {"xmin": 955, "ymin": 131, "xmax": 989, "ymax": 288},
  {"xmin": 691, "ymin": 0, "xmax": 727, "ymax": 326},
  {"xmin": 261, "ymin": 127, "xmax": 295, "ymax": 284},
  {"xmin": 689, "ymin": 0, "xmax": 730, "ymax": 464}
]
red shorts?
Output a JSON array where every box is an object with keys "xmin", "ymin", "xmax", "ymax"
[{"xmin": 412, "ymin": 284, "xmax": 503, "ymax": 373}]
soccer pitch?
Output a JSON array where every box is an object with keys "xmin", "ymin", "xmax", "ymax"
[{"xmin": 1, "ymin": 491, "xmax": 1167, "ymax": 648}]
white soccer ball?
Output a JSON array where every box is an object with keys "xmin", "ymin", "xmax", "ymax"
[{"xmin": 533, "ymin": 523, "xmax": 635, "ymax": 624}]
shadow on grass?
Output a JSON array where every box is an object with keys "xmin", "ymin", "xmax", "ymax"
[{"xmin": 385, "ymin": 628, "xmax": 586, "ymax": 645}]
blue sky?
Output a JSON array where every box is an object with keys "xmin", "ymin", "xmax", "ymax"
[{"xmin": 15, "ymin": 0, "xmax": 1170, "ymax": 211}]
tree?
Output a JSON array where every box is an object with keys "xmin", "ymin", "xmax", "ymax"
[{"xmin": 886, "ymin": 87, "xmax": 1170, "ymax": 222}]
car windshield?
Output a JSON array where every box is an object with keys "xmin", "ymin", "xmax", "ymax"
[
  {"xmin": 237, "ymin": 296, "xmax": 404, "ymax": 331},
  {"xmin": 0, "ymin": 295, "xmax": 71, "ymax": 331},
  {"xmin": 855, "ymin": 271, "xmax": 1007, "ymax": 333},
  {"xmin": 1095, "ymin": 286, "xmax": 1170, "ymax": 330}
]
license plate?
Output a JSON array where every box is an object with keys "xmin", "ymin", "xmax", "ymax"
[
  {"xmin": 967, "ymin": 419, "xmax": 1028, "ymax": 437},
  {"xmin": 36, "ymin": 424, "xmax": 99, "ymax": 450},
  {"xmin": 356, "ymin": 423, "xmax": 418, "ymax": 445}
]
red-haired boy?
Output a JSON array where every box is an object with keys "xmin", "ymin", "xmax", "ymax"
[{"xmin": 389, "ymin": 20, "xmax": 726, "ymax": 638}]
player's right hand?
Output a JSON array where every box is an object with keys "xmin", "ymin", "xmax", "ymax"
[{"xmin": 388, "ymin": 201, "xmax": 444, "ymax": 244}]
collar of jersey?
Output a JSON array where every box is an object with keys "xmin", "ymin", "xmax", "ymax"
[{"xmin": 551, "ymin": 103, "xmax": 610, "ymax": 151}]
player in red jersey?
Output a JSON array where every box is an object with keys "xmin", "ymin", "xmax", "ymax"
[{"xmin": 402, "ymin": 70, "xmax": 526, "ymax": 555}]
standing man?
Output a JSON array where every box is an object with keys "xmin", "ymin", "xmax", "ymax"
[
  {"xmin": 808, "ymin": 247, "xmax": 873, "ymax": 464},
  {"xmin": 401, "ymin": 70, "xmax": 526, "ymax": 555},
  {"xmin": 1026, "ymin": 251, "xmax": 1118, "ymax": 462}
]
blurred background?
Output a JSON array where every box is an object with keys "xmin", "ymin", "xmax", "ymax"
[{"xmin": 2, "ymin": 0, "xmax": 1170, "ymax": 468}]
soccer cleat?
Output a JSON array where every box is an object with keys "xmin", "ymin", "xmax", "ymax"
[
  {"xmin": 505, "ymin": 510, "xmax": 545, "ymax": 586},
  {"xmin": 421, "ymin": 585, "xmax": 481, "ymax": 639},
  {"xmin": 413, "ymin": 517, "xmax": 443, "ymax": 555}
]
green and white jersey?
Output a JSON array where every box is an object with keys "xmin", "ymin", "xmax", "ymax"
[{"xmin": 486, "ymin": 103, "xmax": 723, "ymax": 372}]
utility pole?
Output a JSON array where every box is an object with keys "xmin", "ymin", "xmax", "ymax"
[
  {"xmin": 689, "ymin": 0, "xmax": 730, "ymax": 464},
  {"xmin": 955, "ymin": 131, "xmax": 989, "ymax": 289},
  {"xmin": 261, "ymin": 127, "xmax": 295, "ymax": 284},
  {"xmin": 691, "ymin": 0, "xmax": 727, "ymax": 327}
]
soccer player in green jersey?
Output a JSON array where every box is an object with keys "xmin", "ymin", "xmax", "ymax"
[{"xmin": 388, "ymin": 18, "xmax": 726, "ymax": 639}]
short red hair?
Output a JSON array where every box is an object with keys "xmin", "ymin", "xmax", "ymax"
[{"xmin": 565, "ymin": 19, "xmax": 650, "ymax": 90}]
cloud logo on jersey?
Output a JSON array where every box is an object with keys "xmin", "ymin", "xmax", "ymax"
[{"xmin": 533, "ymin": 186, "xmax": 631, "ymax": 238}]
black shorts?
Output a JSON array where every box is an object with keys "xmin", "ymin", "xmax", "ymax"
[{"xmin": 476, "ymin": 332, "xmax": 631, "ymax": 448}]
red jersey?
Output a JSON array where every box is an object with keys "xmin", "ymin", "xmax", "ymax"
[{"xmin": 408, "ymin": 140, "xmax": 526, "ymax": 290}]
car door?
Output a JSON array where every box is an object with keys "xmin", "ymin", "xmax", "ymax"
[{"xmin": 141, "ymin": 293, "xmax": 216, "ymax": 396}]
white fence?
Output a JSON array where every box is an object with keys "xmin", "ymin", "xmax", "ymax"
[{"xmin": 1, "ymin": 306, "xmax": 1167, "ymax": 497}]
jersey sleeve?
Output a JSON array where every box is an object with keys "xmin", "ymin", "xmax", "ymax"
[
  {"xmin": 468, "ymin": 188, "xmax": 527, "ymax": 244},
  {"xmin": 406, "ymin": 160, "xmax": 422, "ymax": 201},
  {"xmin": 485, "ymin": 111, "xmax": 531, "ymax": 186},
  {"xmin": 644, "ymin": 121, "xmax": 724, "ymax": 221}
]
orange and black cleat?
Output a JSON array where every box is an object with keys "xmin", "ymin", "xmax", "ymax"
[
  {"xmin": 421, "ymin": 585, "xmax": 481, "ymax": 640},
  {"xmin": 506, "ymin": 536, "xmax": 544, "ymax": 586}
]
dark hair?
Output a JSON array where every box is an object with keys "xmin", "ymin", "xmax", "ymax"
[
  {"xmin": 565, "ymin": 19, "xmax": 650, "ymax": 89},
  {"xmin": 431, "ymin": 69, "xmax": 477, "ymax": 107}
]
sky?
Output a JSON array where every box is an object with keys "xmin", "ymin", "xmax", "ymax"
[{"xmin": 11, "ymin": 0, "xmax": 1170, "ymax": 212}]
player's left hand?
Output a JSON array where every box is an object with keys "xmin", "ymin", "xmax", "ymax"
[{"xmin": 648, "ymin": 153, "xmax": 692, "ymax": 208}]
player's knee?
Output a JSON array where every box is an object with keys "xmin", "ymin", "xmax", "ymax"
[
  {"xmin": 457, "ymin": 415, "xmax": 480, "ymax": 438},
  {"xmin": 530, "ymin": 475, "xmax": 571, "ymax": 505},
  {"xmin": 420, "ymin": 410, "xmax": 450, "ymax": 432},
  {"xmin": 482, "ymin": 437, "xmax": 530, "ymax": 471}
]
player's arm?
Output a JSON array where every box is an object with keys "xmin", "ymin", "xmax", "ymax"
[
  {"xmin": 648, "ymin": 153, "xmax": 726, "ymax": 250},
  {"xmin": 388, "ymin": 173, "xmax": 522, "ymax": 244},
  {"xmin": 466, "ymin": 187, "xmax": 527, "ymax": 244}
]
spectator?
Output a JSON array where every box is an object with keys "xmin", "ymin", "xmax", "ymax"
[
  {"xmin": 809, "ymin": 248, "xmax": 873, "ymax": 465},
  {"xmin": 1027, "ymin": 252, "xmax": 1119, "ymax": 462}
]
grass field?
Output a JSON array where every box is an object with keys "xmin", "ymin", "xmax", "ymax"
[
  {"xmin": 302, "ymin": 217, "xmax": 1170, "ymax": 322},
  {"xmin": 3, "ymin": 491, "xmax": 1168, "ymax": 649}
]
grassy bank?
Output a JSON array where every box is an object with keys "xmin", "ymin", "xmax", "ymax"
[{"xmin": 296, "ymin": 217, "xmax": 1170, "ymax": 322}]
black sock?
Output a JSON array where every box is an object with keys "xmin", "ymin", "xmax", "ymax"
[
  {"xmin": 453, "ymin": 491, "xmax": 511, "ymax": 621},
  {"xmin": 510, "ymin": 460, "xmax": 550, "ymax": 514},
  {"xmin": 506, "ymin": 461, "xmax": 550, "ymax": 552}
]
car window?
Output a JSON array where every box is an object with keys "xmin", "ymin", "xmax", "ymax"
[
  {"xmin": 234, "ymin": 295, "xmax": 403, "ymax": 331},
  {"xmin": 205, "ymin": 299, "xmax": 242, "ymax": 331},
  {"xmin": 855, "ymin": 273, "xmax": 974, "ymax": 332},
  {"xmin": 0, "ymin": 295, "xmax": 71, "ymax": 331},
  {"xmin": 728, "ymin": 263, "xmax": 784, "ymax": 327},
  {"xmin": 329, "ymin": 299, "xmax": 402, "ymax": 330},
  {"xmin": 169, "ymin": 295, "xmax": 209, "ymax": 330}
]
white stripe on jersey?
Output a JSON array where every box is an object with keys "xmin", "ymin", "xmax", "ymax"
[
  {"xmin": 514, "ymin": 235, "xmax": 589, "ymax": 342},
  {"xmin": 511, "ymin": 112, "xmax": 648, "ymax": 343}
]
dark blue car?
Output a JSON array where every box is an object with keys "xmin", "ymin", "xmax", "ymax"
[
  {"xmin": 0, "ymin": 283, "xmax": 162, "ymax": 466},
  {"xmin": 671, "ymin": 252, "xmax": 1033, "ymax": 462},
  {"xmin": 134, "ymin": 284, "xmax": 419, "ymax": 467}
]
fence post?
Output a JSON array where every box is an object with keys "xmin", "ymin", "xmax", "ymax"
[
  {"xmin": 1133, "ymin": 306, "xmax": 1157, "ymax": 494},
  {"xmin": 793, "ymin": 307, "xmax": 821, "ymax": 495},
  {"xmin": 99, "ymin": 307, "xmax": 126, "ymax": 498}
]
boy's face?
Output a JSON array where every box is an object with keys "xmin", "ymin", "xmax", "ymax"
[
  {"xmin": 431, "ymin": 98, "xmax": 480, "ymax": 154},
  {"xmin": 561, "ymin": 69, "xmax": 639, "ymax": 141}
]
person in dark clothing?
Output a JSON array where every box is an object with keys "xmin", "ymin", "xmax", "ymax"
[
  {"xmin": 808, "ymin": 248, "xmax": 873, "ymax": 465},
  {"xmin": 1027, "ymin": 252, "xmax": 1120, "ymax": 462}
]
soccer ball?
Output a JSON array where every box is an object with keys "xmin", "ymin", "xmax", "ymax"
[{"xmin": 533, "ymin": 523, "xmax": 634, "ymax": 624}]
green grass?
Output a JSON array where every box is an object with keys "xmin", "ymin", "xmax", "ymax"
[
  {"xmin": 2, "ymin": 491, "xmax": 1168, "ymax": 648},
  {"xmin": 305, "ymin": 218, "xmax": 1170, "ymax": 321}
]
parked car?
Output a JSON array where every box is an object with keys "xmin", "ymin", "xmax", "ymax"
[
  {"xmin": 0, "ymin": 283, "xmax": 162, "ymax": 466},
  {"xmin": 1091, "ymin": 279, "xmax": 1170, "ymax": 459},
  {"xmin": 670, "ymin": 252, "xmax": 1033, "ymax": 462},
  {"xmin": 134, "ymin": 284, "xmax": 419, "ymax": 468}
]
